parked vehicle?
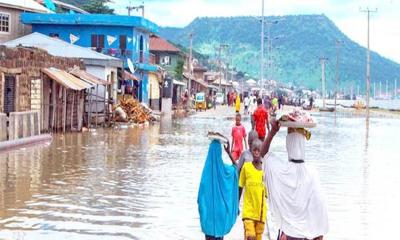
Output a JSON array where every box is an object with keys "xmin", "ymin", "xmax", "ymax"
[
  {"xmin": 195, "ymin": 92, "xmax": 207, "ymax": 111},
  {"xmin": 215, "ymin": 92, "xmax": 224, "ymax": 105}
]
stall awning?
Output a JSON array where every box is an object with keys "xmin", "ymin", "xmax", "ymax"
[
  {"xmin": 124, "ymin": 70, "xmax": 139, "ymax": 81},
  {"xmin": 69, "ymin": 67, "xmax": 110, "ymax": 85},
  {"xmin": 42, "ymin": 68, "xmax": 92, "ymax": 90},
  {"xmin": 183, "ymin": 73, "xmax": 208, "ymax": 88},
  {"xmin": 173, "ymin": 80, "xmax": 186, "ymax": 86},
  {"xmin": 207, "ymin": 84, "xmax": 219, "ymax": 90}
]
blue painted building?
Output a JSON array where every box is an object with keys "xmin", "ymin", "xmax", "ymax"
[{"xmin": 21, "ymin": 13, "xmax": 159, "ymax": 104}]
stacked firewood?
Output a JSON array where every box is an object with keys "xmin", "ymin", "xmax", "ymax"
[{"xmin": 117, "ymin": 98, "xmax": 155, "ymax": 123}]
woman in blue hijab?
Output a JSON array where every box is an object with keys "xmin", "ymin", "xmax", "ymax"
[{"xmin": 198, "ymin": 140, "xmax": 239, "ymax": 240}]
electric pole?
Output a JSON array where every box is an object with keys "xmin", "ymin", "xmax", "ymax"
[
  {"xmin": 386, "ymin": 79, "xmax": 388, "ymax": 97},
  {"xmin": 395, "ymin": 78, "xmax": 397, "ymax": 98},
  {"xmin": 217, "ymin": 44, "xmax": 229, "ymax": 92},
  {"xmin": 335, "ymin": 40, "xmax": 342, "ymax": 111},
  {"xmin": 320, "ymin": 57, "xmax": 328, "ymax": 109},
  {"xmin": 188, "ymin": 33, "xmax": 193, "ymax": 99},
  {"xmin": 373, "ymin": 81, "xmax": 376, "ymax": 99},
  {"xmin": 360, "ymin": 7, "xmax": 377, "ymax": 123},
  {"xmin": 127, "ymin": 5, "xmax": 144, "ymax": 17},
  {"xmin": 260, "ymin": 0, "xmax": 265, "ymax": 91}
]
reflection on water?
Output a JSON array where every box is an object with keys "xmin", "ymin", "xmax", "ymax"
[{"xmin": 0, "ymin": 113, "xmax": 399, "ymax": 240}]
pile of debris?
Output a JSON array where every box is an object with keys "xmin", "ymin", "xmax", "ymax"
[{"xmin": 115, "ymin": 98, "xmax": 156, "ymax": 123}]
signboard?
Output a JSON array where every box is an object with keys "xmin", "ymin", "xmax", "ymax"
[{"xmin": 163, "ymin": 76, "xmax": 173, "ymax": 98}]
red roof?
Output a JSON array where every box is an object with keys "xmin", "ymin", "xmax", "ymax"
[{"xmin": 150, "ymin": 35, "xmax": 181, "ymax": 53}]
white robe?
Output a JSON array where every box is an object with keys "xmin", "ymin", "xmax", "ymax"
[{"xmin": 264, "ymin": 152, "xmax": 329, "ymax": 239}]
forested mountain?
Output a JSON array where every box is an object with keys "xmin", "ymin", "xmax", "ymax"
[{"xmin": 160, "ymin": 15, "xmax": 400, "ymax": 90}]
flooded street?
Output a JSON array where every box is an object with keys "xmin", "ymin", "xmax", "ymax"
[{"xmin": 0, "ymin": 109, "xmax": 399, "ymax": 240}]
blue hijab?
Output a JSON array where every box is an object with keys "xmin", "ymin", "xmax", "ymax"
[{"xmin": 198, "ymin": 140, "xmax": 239, "ymax": 237}]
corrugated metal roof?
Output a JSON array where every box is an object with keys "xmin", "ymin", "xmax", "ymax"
[
  {"xmin": 42, "ymin": 68, "xmax": 92, "ymax": 90},
  {"xmin": 69, "ymin": 68, "xmax": 110, "ymax": 85},
  {"xmin": 4, "ymin": 33, "xmax": 120, "ymax": 61},
  {"xmin": 0, "ymin": 0, "xmax": 51, "ymax": 13},
  {"xmin": 124, "ymin": 70, "xmax": 139, "ymax": 81},
  {"xmin": 150, "ymin": 35, "xmax": 180, "ymax": 53}
]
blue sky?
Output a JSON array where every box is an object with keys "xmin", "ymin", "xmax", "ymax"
[{"xmin": 110, "ymin": 0, "xmax": 400, "ymax": 63}]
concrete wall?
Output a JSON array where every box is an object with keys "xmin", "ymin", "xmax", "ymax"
[
  {"xmin": 0, "ymin": 72, "xmax": 3, "ymax": 112},
  {"xmin": 8, "ymin": 111, "xmax": 40, "ymax": 141},
  {"xmin": 0, "ymin": 7, "xmax": 32, "ymax": 43},
  {"xmin": 0, "ymin": 113, "xmax": 6, "ymax": 141}
]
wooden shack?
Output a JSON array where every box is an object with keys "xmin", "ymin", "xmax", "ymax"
[{"xmin": 0, "ymin": 46, "xmax": 95, "ymax": 134}]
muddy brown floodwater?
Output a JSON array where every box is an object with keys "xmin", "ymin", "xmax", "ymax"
[{"xmin": 0, "ymin": 112, "xmax": 399, "ymax": 240}]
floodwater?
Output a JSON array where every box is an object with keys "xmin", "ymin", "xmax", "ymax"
[{"xmin": 0, "ymin": 111, "xmax": 399, "ymax": 240}]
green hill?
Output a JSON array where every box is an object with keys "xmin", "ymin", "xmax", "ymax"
[{"xmin": 159, "ymin": 15, "xmax": 400, "ymax": 91}]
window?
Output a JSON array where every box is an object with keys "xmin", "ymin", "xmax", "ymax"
[
  {"xmin": 0, "ymin": 13, "xmax": 10, "ymax": 33},
  {"xmin": 120, "ymin": 35, "xmax": 127, "ymax": 50},
  {"xmin": 91, "ymin": 34, "xmax": 105, "ymax": 52},
  {"xmin": 161, "ymin": 56, "xmax": 171, "ymax": 65}
]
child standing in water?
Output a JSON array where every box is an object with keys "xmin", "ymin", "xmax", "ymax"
[
  {"xmin": 231, "ymin": 113, "xmax": 247, "ymax": 161},
  {"xmin": 239, "ymin": 139, "xmax": 267, "ymax": 240}
]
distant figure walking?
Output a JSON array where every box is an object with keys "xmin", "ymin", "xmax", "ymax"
[
  {"xmin": 231, "ymin": 113, "xmax": 247, "ymax": 160},
  {"xmin": 235, "ymin": 94, "xmax": 241, "ymax": 113},
  {"xmin": 244, "ymin": 96, "xmax": 250, "ymax": 115},
  {"xmin": 253, "ymin": 98, "xmax": 270, "ymax": 141}
]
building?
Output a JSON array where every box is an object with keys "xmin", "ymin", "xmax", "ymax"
[
  {"xmin": 0, "ymin": 0, "xmax": 50, "ymax": 43},
  {"xmin": 150, "ymin": 35, "xmax": 182, "ymax": 74},
  {"xmin": 4, "ymin": 32, "xmax": 123, "ymax": 126},
  {"xmin": 0, "ymin": 46, "xmax": 100, "ymax": 135},
  {"xmin": 21, "ymin": 13, "xmax": 159, "ymax": 105},
  {"xmin": 35, "ymin": 0, "xmax": 89, "ymax": 14}
]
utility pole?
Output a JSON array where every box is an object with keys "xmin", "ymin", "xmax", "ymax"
[
  {"xmin": 360, "ymin": 7, "xmax": 377, "ymax": 123},
  {"xmin": 373, "ymin": 82, "xmax": 376, "ymax": 99},
  {"xmin": 127, "ymin": 5, "xmax": 145, "ymax": 17},
  {"xmin": 335, "ymin": 40, "xmax": 341, "ymax": 111},
  {"xmin": 386, "ymin": 79, "xmax": 388, "ymax": 97},
  {"xmin": 320, "ymin": 57, "xmax": 328, "ymax": 108},
  {"xmin": 395, "ymin": 78, "xmax": 397, "ymax": 98},
  {"xmin": 260, "ymin": 0, "xmax": 265, "ymax": 90},
  {"xmin": 379, "ymin": 81, "xmax": 382, "ymax": 98},
  {"xmin": 217, "ymin": 44, "xmax": 229, "ymax": 92},
  {"xmin": 188, "ymin": 33, "xmax": 193, "ymax": 102}
]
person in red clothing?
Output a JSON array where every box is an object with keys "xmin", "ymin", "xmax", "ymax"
[
  {"xmin": 253, "ymin": 98, "xmax": 270, "ymax": 140},
  {"xmin": 231, "ymin": 113, "xmax": 247, "ymax": 160}
]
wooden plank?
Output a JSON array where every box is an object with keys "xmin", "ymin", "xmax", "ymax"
[
  {"xmin": 88, "ymin": 88, "xmax": 92, "ymax": 128},
  {"xmin": 77, "ymin": 91, "xmax": 83, "ymax": 131},
  {"xmin": 95, "ymin": 85, "xmax": 99, "ymax": 127},
  {"xmin": 71, "ymin": 92, "xmax": 75, "ymax": 130},
  {"xmin": 0, "ymin": 67, "xmax": 22, "ymax": 74},
  {"xmin": 51, "ymin": 80, "xmax": 56, "ymax": 131},
  {"xmin": 63, "ymin": 87, "xmax": 66, "ymax": 133}
]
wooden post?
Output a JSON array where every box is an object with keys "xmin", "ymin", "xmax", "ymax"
[
  {"xmin": 104, "ymin": 84, "xmax": 107, "ymax": 127},
  {"xmin": 71, "ymin": 91, "xmax": 75, "ymax": 130},
  {"xmin": 51, "ymin": 81, "xmax": 56, "ymax": 131},
  {"xmin": 77, "ymin": 91, "xmax": 82, "ymax": 131},
  {"xmin": 88, "ymin": 88, "xmax": 92, "ymax": 128},
  {"xmin": 95, "ymin": 85, "xmax": 99, "ymax": 127},
  {"xmin": 63, "ymin": 87, "xmax": 67, "ymax": 133}
]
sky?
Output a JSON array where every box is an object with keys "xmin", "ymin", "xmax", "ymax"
[{"xmin": 111, "ymin": 0, "xmax": 400, "ymax": 63}]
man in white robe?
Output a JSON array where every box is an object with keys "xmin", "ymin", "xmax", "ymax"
[{"xmin": 261, "ymin": 121, "xmax": 329, "ymax": 240}]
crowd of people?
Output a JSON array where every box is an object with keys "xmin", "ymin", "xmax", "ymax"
[{"xmin": 198, "ymin": 94, "xmax": 329, "ymax": 240}]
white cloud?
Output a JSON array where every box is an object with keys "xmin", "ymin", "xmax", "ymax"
[{"xmin": 111, "ymin": 0, "xmax": 400, "ymax": 62}]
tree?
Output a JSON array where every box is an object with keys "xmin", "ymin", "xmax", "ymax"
[
  {"xmin": 82, "ymin": 0, "xmax": 114, "ymax": 14},
  {"xmin": 174, "ymin": 59, "xmax": 184, "ymax": 80}
]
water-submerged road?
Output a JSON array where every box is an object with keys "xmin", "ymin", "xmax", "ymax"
[{"xmin": 0, "ymin": 107, "xmax": 399, "ymax": 240}]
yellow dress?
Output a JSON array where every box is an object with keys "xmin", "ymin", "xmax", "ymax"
[
  {"xmin": 235, "ymin": 96, "xmax": 241, "ymax": 112},
  {"xmin": 239, "ymin": 162, "xmax": 267, "ymax": 222}
]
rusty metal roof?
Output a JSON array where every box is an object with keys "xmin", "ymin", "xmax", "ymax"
[
  {"xmin": 42, "ymin": 68, "xmax": 93, "ymax": 90},
  {"xmin": 69, "ymin": 67, "xmax": 110, "ymax": 85},
  {"xmin": 124, "ymin": 70, "xmax": 139, "ymax": 81}
]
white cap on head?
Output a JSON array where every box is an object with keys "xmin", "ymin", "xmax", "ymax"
[{"xmin": 286, "ymin": 132, "xmax": 305, "ymax": 160}]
